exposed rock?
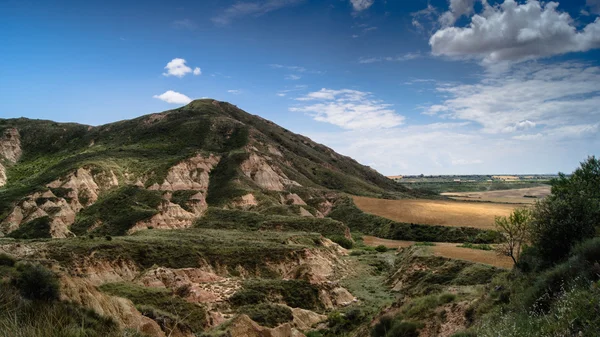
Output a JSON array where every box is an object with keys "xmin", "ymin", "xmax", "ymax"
[
  {"xmin": 1, "ymin": 168, "xmax": 119, "ymax": 237},
  {"xmin": 291, "ymin": 307, "xmax": 327, "ymax": 330},
  {"xmin": 0, "ymin": 128, "xmax": 22, "ymax": 164},
  {"xmin": 241, "ymin": 153, "xmax": 301, "ymax": 191},
  {"xmin": 0, "ymin": 163, "xmax": 6, "ymax": 187},
  {"xmin": 299, "ymin": 207, "xmax": 313, "ymax": 217},
  {"xmin": 129, "ymin": 201, "xmax": 197, "ymax": 233},
  {"xmin": 232, "ymin": 193, "xmax": 258, "ymax": 208},
  {"xmin": 60, "ymin": 276, "xmax": 165, "ymax": 337},
  {"xmin": 286, "ymin": 193, "xmax": 306, "ymax": 205},
  {"xmin": 268, "ymin": 145, "xmax": 284, "ymax": 157},
  {"xmin": 147, "ymin": 153, "xmax": 219, "ymax": 192},
  {"xmin": 227, "ymin": 314, "xmax": 305, "ymax": 337},
  {"xmin": 70, "ymin": 257, "xmax": 139, "ymax": 285}
]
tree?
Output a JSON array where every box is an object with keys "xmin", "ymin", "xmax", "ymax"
[
  {"xmin": 495, "ymin": 208, "xmax": 531, "ymax": 265},
  {"xmin": 529, "ymin": 156, "xmax": 600, "ymax": 265}
]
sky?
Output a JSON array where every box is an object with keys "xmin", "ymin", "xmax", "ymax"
[{"xmin": 1, "ymin": 0, "xmax": 599, "ymax": 175}]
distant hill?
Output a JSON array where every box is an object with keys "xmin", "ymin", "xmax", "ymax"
[{"xmin": 0, "ymin": 99, "xmax": 409, "ymax": 238}]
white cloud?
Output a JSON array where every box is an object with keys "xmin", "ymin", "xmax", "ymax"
[
  {"xmin": 290, "ymin": 89, "xmax": 404, "ymax": 130},
  {"xmin": 588, "ymin": 0, "xmax": 600, "ymax": 15},
  {"xmin": 439, "ymin": 0, "xmax": 475, "ymax": 27},
  {"xmin": 212, "ymin": 0, "xmax": 304, "ymax": 25},
  {"xmin": 193, "ymin": 67, "xmax": 201, "ymax": 76},
  {"xmin": 359, "ymin": 52, "xmax": 421, "ymax": 64},
  {"xmin": 423, "ymin": 62, "xmax": 600, "ymax": 134},
  {"xmin": 153, "ymin": 90, "xmax": 192, "ymax": 104},
  {"xmin": 285, "ymin": 74, "xmax": 301, "ymax": 80},
  {"xmin": 411, "ymin": 4, "xmax": 440, "ymax": 35},
  {"xmin": 163, "ymin": 58, "xmax": 193, "ymax": 78},
  {"xmin": 350, "ymin": 0, "xmax": 374, "ymax": 12},
  {"xmin": 173, "ymin": 19, "xmax": 197, "ymax": 30},
  {"xmin": 430, "ymin": 0, "xmax": 600, "ymax": 64},
  {"xmin": 228, "ymin": 89, "xmax": 242, "ymax": 94}
]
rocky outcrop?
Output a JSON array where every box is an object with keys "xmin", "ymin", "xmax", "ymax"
[
  {"xmin": 60, "ymin": 276, "xmax": 165, "ymax": 337},
  {"xmin": 290, "ymin": 307, "xmax": 327, "ymax": 330},
  {"xmin": 0, "ymin": 128, "xmax": 22, "ymax": 187},
  {"xmin": 148, "ymin": 154, "xmax": 219, "ymax": 192},
  {"xmin": 231, "ymin": 193, "xmax": 258, "ymax": 208},
  {"xmin": 1, "ymin": 168, "xmax": 119, "ymax": 238},
  {"xmin": 129, "ymin": 201, "xmax": 197, "ymax": 233},
  {"xmin": 241, "ymin": 153, "xmax": 301, "ymax": 191}
]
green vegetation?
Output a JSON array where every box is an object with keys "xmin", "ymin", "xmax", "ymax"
[
  {"xmin": 230, "ymin": 279, "xmax": 323, "ymax": 311},
  {"xmin": 328, "ymin": 197, "xmax": 503, "ymax": 244},
  {"xmin": 71, "ymin": 186, "xmax": 162, "ymax": 236},
  {"xmin": 457, "ymin": 243, "xmax": 493, "ymax": 251},
  {"xmin": 371, "ymin": 316, "xmax": 422, "ymax": 337},
  {"xmin": 196, "ymin": 207, "xmax": 350, "ymax": 240},
  {"xmin": 99, "ymin": 282, "xmax": 207, "ymax": 333},
  {"xmin": 397, "ymin": 177, "xmax": 550, "ymax": 195},
  {"xmin": 46, "ymin": 228, "xmax": 321, "ymax": 274},
  {"xmin": 414, "ymin": 241, "xmax": 436, "ymax": 246},
  {"xmin": 7, "ymin": 216, "xmax": 52, "ymax": 239},
  {"xmin": 15, "ymin": 263, "xmax": 60, "ymax": 302},
  {"xmin": 237, "ymin": 303, "xmax": 293, "ymax": 328},
  {"xmin": 495, "ymin": 208, "xmax": 531, "ymax": 264}
]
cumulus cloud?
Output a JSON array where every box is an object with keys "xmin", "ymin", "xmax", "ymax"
[
  {"xmin": 212, "ymin": 0, "xmax": 304, "ymax": 25},
  {"xmin": 290, "ymin": 89, "xmax": 404, "ymax": 130},
  {"xmin": 430, "ymin": 0, "xmax": 600, "ymax": 64},
  {"xmin": 193, "ymin": 67, "xmax": 201, "ymax": 76},
  {"xmin": 350, "ymin": 0, "xmax": 374, "ymax": 12},
  {"xmin": 163, "ymin": 58, "xmax": 199, "ymax": 78},
  {"xmin": 153, "ymin": 90, "xmax": 192, "ymax": 104},
  {"xmin": 358, "ymin": 53, "xmax": 421, "ymax": 64},
  {"xmin": 423, "ymin": 62, "xmax": 600, "ymax": 134},
  {"xmin": 439, "ymin": 0, "xmax": 475, "ymax": 27}
]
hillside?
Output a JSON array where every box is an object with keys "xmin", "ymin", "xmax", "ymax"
[{"xmin": 0, "ymin": 99, "xmax": 410, "ymax": 238}]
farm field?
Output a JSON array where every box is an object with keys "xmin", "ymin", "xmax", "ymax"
[
  {"xmin": 363, "ymin": 236, "xmax": 513, "ymax": 269},
  {"xmin": 441, "ymin": 185, "xmax": 551, "ymax": 204},
  {"xmin": 353, "ymin": 196, "xmax": 517, "ymax": 230}
]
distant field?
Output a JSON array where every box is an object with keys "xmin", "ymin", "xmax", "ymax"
[
  {"xmin": 363, "ymin": 235, "xmax": 513, "ymax": 269},
  {"xmin": 353, "ymin": 196, "xmax": 517, "ymax": 230},
  {"xmin": 441, "ymin": 185, "xmax": 551, "ymax": 204},
  {"xmin": 398, "ymin": 180, "xmax": 549, "ymax": 194}
]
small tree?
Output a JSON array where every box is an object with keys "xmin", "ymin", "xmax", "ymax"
[{"xmin": 495, "ymin": 208, "xmax": 531, "ymax": 265}]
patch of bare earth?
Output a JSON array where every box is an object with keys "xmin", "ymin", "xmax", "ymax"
[
  {"xmin": 362, "ymin": 236, "xmax": 513, "ymax": 269},
  {"xmin": 353, "ymin": 196, "xmax": 517, "ymax": 230}
]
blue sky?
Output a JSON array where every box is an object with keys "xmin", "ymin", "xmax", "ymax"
[{"xmin": 1, "ymin": 0, "xmax": 599, "ymax": 175}]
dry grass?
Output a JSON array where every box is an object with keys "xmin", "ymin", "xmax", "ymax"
[
  {"xmin": 362, "ymin": 236, "xmax": 513, "ymax": 269},
  {"xmin": 441, "ymin": 185, "xmax": 551, "ymax": 204},
  {"xmin": 353, "ymin": 196, "xmax": 517, "ymax": 230}
]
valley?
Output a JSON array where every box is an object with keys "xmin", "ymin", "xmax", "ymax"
[{"xmin": 0, "ymin": 100, "xmax": 597, "ymax": 337}]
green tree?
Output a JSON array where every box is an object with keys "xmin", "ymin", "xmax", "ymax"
[
  {"xmin": 495, "ymin": 208, "xmax": 531, "ymax": 265},
  {"xmin": 529, "ymin": 156, "xmax": 600, "ymax": 265}
]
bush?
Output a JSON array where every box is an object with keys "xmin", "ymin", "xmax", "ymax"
[
  {"xmin": 0, "ymin": 253, "xmax": 16, "ymax": 267},
  {"xmin": 238, "ymin": 303, "xmax": 293, "ymax": 328},
  {"xmin": 15, "ymin": 263, "xmax": 60, "ymax": 302},
  {"xmin": 229, "ymin": 289, "xmax": 268, "ymax": 307},
  {"xmin": 330, "ymin": 235, "xmax": 353, "ymax": 249},
  {"xmin": 375, "ymin": 245, "xmax": 388, "ymax": 253},
  {"xmin": 371, "ymin": 315, "xmax": 422, "ymax": 337}
]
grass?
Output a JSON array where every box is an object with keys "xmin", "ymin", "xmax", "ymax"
[
  {"xmin": 328, "ymin": 197, "xmax": 503, "ymax": 244},
  {"xmin": 230, "ymin": 279, "xmax": 323, "ymax": 311},
  {"xmin": 70, "ymin": 186, "xmax": 162, "ymax": 236},
  {"xmin": 237, "ymin": 303, "xmax": 293, "ymax": 328},
  {"xmin": 99, "ymin": 282, "xmax": 207, "ymax": 333},
  {"xmin": 46, "ymin": 228, "xmax": 322, "ymax": 275},
  {"xmin": 7, "ymin": 216, "xmax": 52, "ymax": 239},
  {"xmin": 195, "ymin": 207, "xmax": 350, "ymax": 240}
]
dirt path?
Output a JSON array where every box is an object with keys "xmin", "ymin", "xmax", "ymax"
[
  {"xmin": 353, "ymin": 196, "xmax": 517, "ymax": 230},
  {"xmin": 363, "ymin": 236, "xmax": 514, "ymax": 269}
]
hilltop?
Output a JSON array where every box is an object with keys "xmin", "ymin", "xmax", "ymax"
[{"xmin": 0, "ymin": 99, "xmax": 411, "ymax": 239}]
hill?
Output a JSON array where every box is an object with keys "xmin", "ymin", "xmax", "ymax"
[{"xmin": 0, "ymin": 99, "xmax": 410, "ymax": 238}]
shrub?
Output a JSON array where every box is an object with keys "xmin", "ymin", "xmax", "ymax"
[
  {"xmin": 229, "ymin": 289, "xmax": 268, "ymax": 307},
  {"xmin": 15, "ymin": 263, "xmax": 60, "ymax": 302},
  {"xmin": 238, "ymin": 303, "xmax": 293, "ymax": 328},
  {"xmin": 415, "ymin": 242, "xmax": 436, "ymax": 246},
  {"xmin": 375, "ymin": 245, "xmax": 388, "ymax": 253},
  {"xmin": 371, "ymin": 316, "xmax": 422, "ymax": 337},
  {"xmin": 0, "ymin": 253, "xmax": 16, "ymax": 267},
  {"xmin": 330, "ymin": 235, "xmax": 353, "ymax": 249},
  {"xmin": 7, "ymin": 216, "xmax": 52, "ymax": 239}
]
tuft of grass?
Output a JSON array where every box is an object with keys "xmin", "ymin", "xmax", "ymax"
[{"xmin": 414, "ymin": 242, "xmax": 436, "ymax": 246}]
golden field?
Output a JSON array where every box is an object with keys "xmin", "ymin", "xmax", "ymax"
[{"xmin": 441, "ymin": 185, "xmax": 551, "ymax": 204}]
